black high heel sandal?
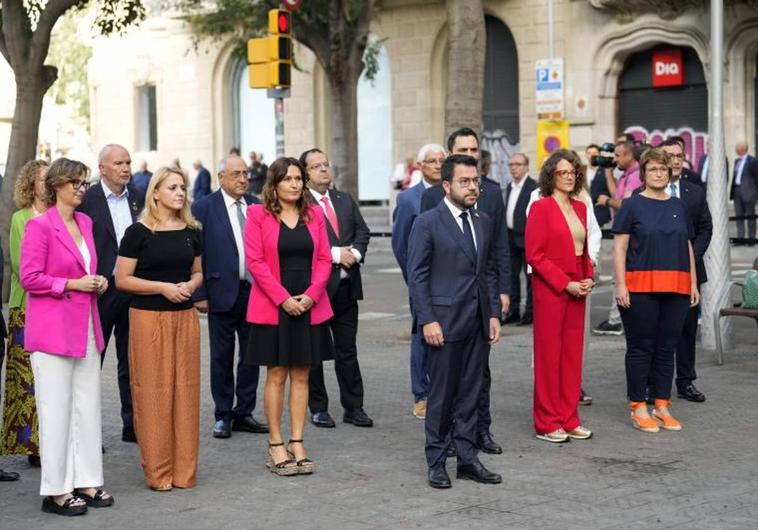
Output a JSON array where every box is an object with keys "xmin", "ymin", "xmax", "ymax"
[
  {"xmin": 287, "ymin": 439, "xmax": 315, "ymax": 475},
  {"xmin": 265, "ymin": 442, "xmax": 298, "ymax": 476}
]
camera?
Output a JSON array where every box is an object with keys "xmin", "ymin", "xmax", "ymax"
[{"xmin": 591, "ymin": 142, "xmax": 616, "ymax": 168}]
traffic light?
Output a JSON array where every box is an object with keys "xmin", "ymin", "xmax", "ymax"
[{"xmin": 247, "ymin": 9, "xmax": 292, "ymax": 89}]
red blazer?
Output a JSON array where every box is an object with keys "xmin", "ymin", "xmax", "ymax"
[
  {"xmin": 525, "ymin": 196, "xmax": 594, "ymax": 294},
  {"xmin": 244, "ymin": 204, "xmax": 333, "ymax": 325},
  {"xmin": 21, "ymin": 208, "xmax": 106, "ymax": 357}
]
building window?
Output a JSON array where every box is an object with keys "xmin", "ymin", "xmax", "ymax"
[{"xmin": 137, "ymin": 85, "xmax": 158, "ymax": 152}]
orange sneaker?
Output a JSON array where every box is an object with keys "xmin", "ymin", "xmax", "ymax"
[
  {"xmin": 629, "ymin": 401, "xmax": 659, "ymax": 433},
  {"xmin": 652, "ymin": 400, "xmax": 682, "ymax": 431}
]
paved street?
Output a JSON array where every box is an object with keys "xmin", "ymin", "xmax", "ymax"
[{"xmin": 1, "ymin": 241, "xmax": 757, "ymax": 529}]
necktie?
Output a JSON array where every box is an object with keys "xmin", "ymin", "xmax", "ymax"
[
  {"xmin": 734, "ymin": 157, "xmax": 744, "ymax": 185},
  {"xmin": 669, "ymin": 182, "xmax": 678, "ymax": 198},
  {"xmin": 235, "ymin": 201, "xmax": 253, "ymax": 283},
  {"xmin": 321, "ymin": 196, "xmax": 340, "ymax": 238},
  {"xmin": 459, "ymin": 211, "xmax": 477, "ymax": 258}
]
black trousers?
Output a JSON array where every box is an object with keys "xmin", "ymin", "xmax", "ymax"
[
  {"xmin": 675, "ymin": 301, "xmax": 699, "ymax": 390},
  {"xmin": 309, "ymin": 281, "xmax": 364, "ymax": 413},
  {"xmin": 208, "ymin": 282, "xmax": 260, "ymax": 421},
  {"xmin": 426, "ymin": 326, "xmax": 484, "ymax": 467},
  {"xmin": 619, "ymin": 292, "xmax": 690, "ymax": 402},
  {"xmin": 508, "ymin": 233, "xmax": 532, "ymax": 317},
  {"xmin": 97, "ymin": 281, "xmax": 133, "ymax": 428},
  {"xmin": 476, "ymin": 346, "xmax": 492, "ymax": 436}
]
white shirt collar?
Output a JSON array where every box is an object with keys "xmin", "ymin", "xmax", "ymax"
[
  {"xmin": 443, "ymin": 196, "xmax": 468, "ymax": 219},
  {"xmin": 308, "ymin": 187, "xmax": 331, "ymax": 203},
  {"xmin": 421, "ymin": 178, "xmax": 434, "ymax": 189},
  {"xmin": 511, "ymin": 176, "xmax": 527, "ymax": 190},
  {"xmin": 220, "ymin": 188, "xmax": 245, "ymax": 208},
  {"xmin": 101, "ymin": 180, "xmax": 129, "ymax": 199}
]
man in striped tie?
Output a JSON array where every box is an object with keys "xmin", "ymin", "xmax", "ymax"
[{"xmin": 300, "ymin": 148, "xmax": 373, "ymax": 429}]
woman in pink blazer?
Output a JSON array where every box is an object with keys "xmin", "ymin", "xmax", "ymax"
[
  {"xmin": 21, "ymin": 158, "xmax": 114, "ymax": 516},
  {"xmin": 525, "ymin": 150, "xmax": 595, "ymax": 444},
  {"xmin": 244, "ymin": 157, "xmax": 333, "ymax": 476}
]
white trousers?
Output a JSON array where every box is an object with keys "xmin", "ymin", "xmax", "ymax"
[{"xmin": 31, "ymin": 320, "xmax": 103, "ymax": 496}]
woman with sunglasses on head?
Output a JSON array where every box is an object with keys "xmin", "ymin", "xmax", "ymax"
[
  {"xmin": 525, "ymin": 150, "xmax": 595, "ymax": 443},
  {"xmin": 115, "ymin": 167, "xmax": 203, "ymax": 491},
  {"xmin": 244, "ymin": 157, "xmax": 333, "ymax": 476},
  {"xmin": 613, "ymin": 148, "xmax": 698, "ymax": 433},
  {"xmin": 20, "ymin": 158, "xmax": 113, "ymax": 516},
  {"xmin": 1, "ymin": 160, "xmax": 48, "ymax": 469}
]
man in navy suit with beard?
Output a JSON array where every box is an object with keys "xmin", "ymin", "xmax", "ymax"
[{"xmin": 409, "ymin": 154, "xmax": 502, "ymax": 489}]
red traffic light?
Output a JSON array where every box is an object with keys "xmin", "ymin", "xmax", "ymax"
[{"xmin": 278, "ymin": 13, "xmax": 289, "ymax": 33}]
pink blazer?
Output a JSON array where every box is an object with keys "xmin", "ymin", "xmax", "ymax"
[
  {"xmin": 21, "ymin": 208, "xmax": 105, "ymax": 357},
  {"xmin": 244, "ymin": 204, "xmax": 333, "ymax": 325},
  {"xmin": 525, "ymin": 197, "xmax": 594, "ymax": 294}
]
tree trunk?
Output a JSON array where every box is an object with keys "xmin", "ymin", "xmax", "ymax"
[
  {"xmin": 444, "ymin": 0, "xmax": 486, "ymax": 134},
  {"xmin": 0, "ymin": 69, "xmax": 54, "ymax": 299},
  {"xmin": 328, "ymin": 71, "xmax": 360, "ymax": 200}
]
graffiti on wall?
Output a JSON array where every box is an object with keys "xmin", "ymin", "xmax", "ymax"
[
  {"xmin": 624, "ymin": 126, "xmax": 707, "ymax": 171},
  {"xmin": 481, "ymin": 129, "xmax": 520, "ymax": 188}
]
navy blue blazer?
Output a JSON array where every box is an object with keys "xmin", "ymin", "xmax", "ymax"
[
  {"xmin": 503, "ymin": 176, "xmax": 538, "ymax": 248},
  {"xmin": 679, "ymin": 180, "xmax": 712, "ymax": 285},
  {"xmin": 193, "ymin": 167, "xmax": 212, "ymax": 201},
  {"xmin": 420, "ymin": 178, "xmax": 511, "ymax": 295},
  {"xmin": 589, "ymin": 167, "xmax": 612, "ymax": 226},
  {"xmin": 696, "ymin": 154, "xmax": 729, "ymax": 190},
  {"xmin": 191, "ymin": 190, "xmax": 259, "ymax": 313},
  {"xmin": 78, "ymin": 182, "xmax": 145, "ymax": 277},
  {"xmin": 407, "ymin": 200, "xmax": 500, "ymax": 342},
  {"xmin": 391, "ymin": 181, "xmax": 426, "ymax": 282},
  {"xmin": 730, "ymin": 154, "xmax": 758, "ymax": 203}
]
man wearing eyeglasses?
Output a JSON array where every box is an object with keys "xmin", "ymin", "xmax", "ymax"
[
  {"xmin": 503, "ymin": 153, "xmax": 537, "ymax": 326},
  {"xmin": 392, "ymin": 143, "xmax": 446, "ymax": 421},
  {"xmin": 408, "ymin": 154, "xmax": 502, "ymax": 489},
  {"xmin": 301, "ymin": 148, "xmax": 373, "ymax": 429},
  {"xmin": 78, "ymin": 144, "xmax": 145, "ymax": 444},
  {"xmin": 191, "ymin": 155, "xmax": 267, "ymax": 439}
]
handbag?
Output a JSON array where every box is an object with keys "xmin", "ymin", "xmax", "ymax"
[{"xmin": 743, "ymin": 269, "xmax": 758, "ymax": 309}]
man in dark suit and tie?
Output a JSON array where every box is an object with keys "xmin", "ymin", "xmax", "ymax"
[
  {"xmin": 301, "ymin": 148, "xmax": 373, "ymax": 429},
  {"xmin": 78, "ymin": 144, "xmax": 145, "ymax": 443},
  {"xmin": 192, "ymin": 155, "xmax": 268, "ymax": 438},
  {"xmin": 408, "ymin": 154, "xmax": 502, "ymax": 489},
  {"xmin": 731, "ymin": 141, "xmax": 758, "ymax": 244},
  {"xmin": 392, "ymin": 144, "xmax": 446, "ymax": 421},
  {"xmin": 420, "ymin": 128, "xmax": 510, "ymax": 456},
  {"xmin": 193, "ymin": 160, "xmax": 212, "ymax": 201},
  {"xmin": 661, "ymin": 139, "xmax": 712, "ymax": 401},
  {"xmin": 503, "ymin": 153, "xmax": 537, "ymax": 325}
]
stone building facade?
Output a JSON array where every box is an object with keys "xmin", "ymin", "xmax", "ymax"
[{"xmin": 80, "ymin": 0, "xmax": 758, "ymax": 200}]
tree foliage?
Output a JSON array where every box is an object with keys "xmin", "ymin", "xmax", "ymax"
[{"xmin": 47, "ymin": 10, "xmax": 93, "ymax": 125}]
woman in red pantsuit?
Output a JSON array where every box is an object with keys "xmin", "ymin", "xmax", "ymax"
[{"xmin": 526, "ymin": 150, "xmax": 595, "ymax": 443}]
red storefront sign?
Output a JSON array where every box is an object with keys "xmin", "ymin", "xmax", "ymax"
[{"xmin": 652, "ymin": 49, "xmax": 684, "ymax": 87}]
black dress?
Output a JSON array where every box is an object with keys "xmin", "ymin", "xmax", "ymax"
[{"xmin": 245, "ymin": 220, "xmax": 334, "ymax": 366}]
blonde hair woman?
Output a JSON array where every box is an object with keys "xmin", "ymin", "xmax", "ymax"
[
  {"xmin": 115, "ymin": 167, "xmax": 203, "ymax": 491},
  {"xmin": 1, "ymin": 160, "xmax": 48, "ymax": 467}
]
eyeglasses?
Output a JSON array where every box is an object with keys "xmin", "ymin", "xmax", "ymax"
[
  {"xmin": 71, "ymin": 179, "xmax": 91, "ymax": 191},
  {"xmin": 668, "ymin": 153, "xmax": 685, "ymax": 160},
  {"xmin": 508, "ymin": 162, "xmax": 527, "ymax": 168},
  {"xmin": 422, "ymin": 158, "xmax": 445, "ymax": 165},
  {"xmin": 645, "ymin": 166, "xmax": 669, "ymax": 175},
  {"xmin": 554, "ymin": 170, "xmax": 577, "ymax": 179},
  {"xmin": 224, "ymin": 170, "xmax": 248, "ymax": 180},
  {"xmin": 454, "ymin": 177, "xmax": 481, "ymax": 188},
  {"xmin": 308, "ymin": 162, "xmax": 331, "ymax": 171}
]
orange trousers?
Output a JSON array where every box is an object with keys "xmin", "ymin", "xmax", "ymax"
[{"xmin": 129, "ymin": 308, "xmax": 200, "ymax": 489}]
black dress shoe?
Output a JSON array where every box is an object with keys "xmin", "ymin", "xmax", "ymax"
[
  {"xmin": 213, "ymin": 419, "xmax": 232, "ymax": 438},
  {"xmin": 447, "ymin": 444, "xmax": 457, "ymax": 458},
  {"xmin": 476, "ymin": 432, "xmax": 503, "ymax": 455},
  {"xmin": 343, "ymin": 408, "xmax": 374, "ymax": 427},
  {"xmin": 232, "ymin": 415, "xmax": 269, "ymax": 433},
  {"xmin": 122, "ymin": 425, "xmax": 137, "ymax": 443},
  {"xmin": 517, "ymin": 315, "xmax": 533, "ymax": 326},
  {"xmin": 428, "ymin": 463, "xmax": 451, "ymax": 489},
  {"xmin": 0, "ymin": 469, "xmax": 20, "ymax": 481},
  {"xmin": 502, "ymin": 312, "xmax": 520, "ymax": 325},
  {"xmin": 677, "ymin": 384, "xmax": 706, "ymax": 403},
  {"xmin": 311, "ymin": 411, "xmax": 336, "ymax": 428},
  {"xmin": 456, "ymin": 461, "xmax": 502, "ymax": 484}
]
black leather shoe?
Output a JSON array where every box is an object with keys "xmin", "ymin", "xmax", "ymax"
[
  {"xmin": 0, "ymin": 469, "xmax": 20, "ymax": 481},
  {"xmin": 232, "ymin": 415, "xmax": 269, "ymax": 433},
  {"xmin": 28, "ymin": 455, "xmax": 41, "ymax": 467},
  {"xmin": 517, "ymin": 314, "xmax": 533, "ymax": 326},
  {"xmin": 428, "ymin": 463, "xmax": 451, "ymax": 489},
  {"xmin": 446, "ymin": 444, "xmax": 457, "ymax": 458},
  {"xmin": 213, "ymin": 419, "xmax": 232, "ymax": 438},
  {"xmin": 502, "ymin": 311, "xmax": 520, "ymax": 325},
  {"xmin": 677, "ymin": 384, "xmax": 706, "ymax": 403},
  {"xmin": 311, "ymin": 411, "xmax": 336, "ymax": 428},
  {"xmin": 476, "ymin": 432, "xmax": 503, "ymax": 455},
  {"xmin": 343, "ymin": 408, "xmax": 374, "ymax": 427},
  {"xmin": 456, "ymin": 461, "xmax": 502, "ymax": 484},
  {"xmin": 122, "ymin": 425, "xmax": 137, "ymax": 443}
]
